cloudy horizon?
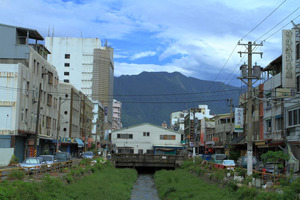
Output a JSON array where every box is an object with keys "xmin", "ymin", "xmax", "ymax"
[{"xmin": 1, "ymin": 0, "xmax": 299, "ymax": 87}]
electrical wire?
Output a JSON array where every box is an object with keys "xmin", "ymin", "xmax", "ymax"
[
  {"xmin": 240, "ymin": 0, "xmax": 287, "ymax": 41},
  {"xmin": 255, "ymin": 6, "xmax": 300, "ymax": 42},
  {"xmin": 262, "ymin": 13, "xmax": 300, "ymax": 42}
]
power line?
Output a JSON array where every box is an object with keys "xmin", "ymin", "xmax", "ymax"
[
  {"xmin": 255, "ymin": 6, "xmax": 300, "ymax": 42},
  {"xmin": 240, "ymin": 0, "xmax": 287, "ymax": 41},
  {"xmin": 262, "ymin": 13, "xmax": 300, "ymax": 42}
]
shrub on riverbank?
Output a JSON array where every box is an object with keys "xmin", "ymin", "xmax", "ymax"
[
  {"xmin": 169, "ymin": 159, "xmax": 300, "ymax": 200},
  {"xmin": 0, "ymin": 159, "xmax": 137, "ymax": 200},
  {"xmin": 155, "ymin": 169, "xmax": 235, "ymax": 200}
]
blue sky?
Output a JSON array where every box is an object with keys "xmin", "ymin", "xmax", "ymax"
[{"xmin": 1, "ymin": 0, "xmax": 299, "ymax": 87}]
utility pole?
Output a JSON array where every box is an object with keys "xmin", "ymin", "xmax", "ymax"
[
  {"xmin": 56, "ymin": 97, "xmax": 61, "ymax": 153},
  {"xmin": 34, "ymin": 83, "xmax": 42, "ymax": 157},
  {"xmin": 238, "ymin": 41, "xmax": 262, "ymax": 176},
  {"xmin": 228, "ymin": 98, "xmax": 233, "ymax": 142}
]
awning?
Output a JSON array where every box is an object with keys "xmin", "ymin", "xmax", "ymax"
[{"xmin": 75, "ymin": 138, "xmax": 84, "ymax": 148}]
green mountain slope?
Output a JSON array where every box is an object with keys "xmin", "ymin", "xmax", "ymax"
[{"xmin": 113, "ymin": 72, "xmax": 241, "ymax": 127}]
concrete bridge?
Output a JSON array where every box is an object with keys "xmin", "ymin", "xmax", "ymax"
[{"xmin": 112, "ymin": 153, "xmax": 186, "ymax": 168}]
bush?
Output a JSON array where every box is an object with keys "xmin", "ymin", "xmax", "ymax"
[
  {"xmin": 256, "ymin": 191, "xmax": 283, "ymax": 200},
  {"xmin": 8, "ymin": 154, "xmax": 18, "ymax": 166},
  {"xmin": 227, "ymin": 180, "xmax": 238, "ymax": 192},
  {"xmin": 7, "ymin": 170, "xmax": 25, "ymax": 180},
  {"xmin": 236, "ymin": 186, "xmax": 257, "ymax": 200}
]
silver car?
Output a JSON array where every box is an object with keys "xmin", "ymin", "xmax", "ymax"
[
  {"xmin": 19, "ymin": 157, "xmax": 46, "ymax": 173},
  {"xmin": 39, "ymin": 155, "xmax": 55, "ymax": 168}
]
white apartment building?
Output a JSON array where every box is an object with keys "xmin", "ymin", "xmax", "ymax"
[
  {"xmin": 112, "ymin": 99, "xmax": 122, "ymax": 130},
  {"xmin": 45, "ymin": 37, "xmax": 101, "ymax": 97},
  {"xmin": 111, "ymin": 123, "xmax": 183, "ymax": 154},
  {"xmin": 170, "ymin": 110, "xmax": 188, "ymax": 132}
]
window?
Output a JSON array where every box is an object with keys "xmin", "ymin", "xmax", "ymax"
[
  {"xmin": 143, "ymin": 132, "xmax": 150, "ymax": 136},
  {"xmin": 64, "ymin": 79, "xmax": 69, "ymax": 83},
  {"xmin": 47, "ymin": 94, "xmax": 52, "ymax": 106},
  {"xmin": 48, "ymin": 72, "xmax": 53, "ymax": 85},
  {"xmin": 46, "ymin": 116, "xmax": 51, "ymax": 129},
  {"xmin": 64, "ymin": 111, "xmax": 68, "ymax": 115},
  {"xmin": 296, "ymin": 43, "xmax": 300, "ymax": 60},
  {"xmin": 297, "ymin": 76, "xmax": 300, "ymax": 92},
  {"xmin": 117, "ymin": 134, "xmax": 133, "ymax": 139},
  {"xmin": 160, "ymin": 135, "xmax": 176, "ymax": 140},
  {"xmin": 64, "ymin": 72, "xmax": 70, "ymax": 76},
  {"xmin": 288, "ymin": 109, "xmax": 300, "ymax": 127},
  {"xmin": 266, "ymin": 119, "xmax": 271, "ymax": 132},
  {"xmin": 288, "ymin": 111, "xmax": 293, "ymax": 126},
  {"xmin": 65, "ymin": 54, "xmax": 70, "ymax": 59},
  {"xmin": 64, "ymin": 63, "xmax": 70, "ymax": 67}
]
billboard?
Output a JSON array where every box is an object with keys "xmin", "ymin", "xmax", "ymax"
[
  {"xmin": 282, "ymin": 29, "xmax": 296, "ymax": 88},
  {"xmin": 275, "ymin": 88, "xmax": 295, "ymax": 98},
  {"xmin": 235, "ymin": 108, "xmax": 244, "ymax": 132}
]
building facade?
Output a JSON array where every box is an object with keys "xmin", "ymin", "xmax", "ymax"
[
  {"xmin": 45, "ymin": 37, "xmax": 101, "ymax": 97},
  {"xmin": 92, "ymin": 47, "xmax": 114, "ymax": 134},
  {"xmin": 0, "ymin": 24, "xmax": 59, "ymax": 163},
  {"xmin": 111, "ymin": 123, "xmax": 183, "ymax": 155},
  {"xmin": 112, "ymin": 99, "xmax": 122, "ymax": 130}
]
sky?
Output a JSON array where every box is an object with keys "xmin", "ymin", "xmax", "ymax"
[{"xmin": 1, "ymin": 0, "xmax": 300, "ymax": 87}]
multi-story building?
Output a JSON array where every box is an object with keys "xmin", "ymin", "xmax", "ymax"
[
  {"xmin": 0, "ymin": 24, "xmax": 59, "ymax": 163},
  {"xmin": 112, "ymin": 99, "xmax": 122, "ymax": 130},
  {"xmin": 45, "ymin": 37, "xmax": 101, "ymax": 97},
  {"xmin": 183, "ymin": 105, "xmax": 213, "ymax": 153},
  {"xmin": 45, "ymin": 37, "xmax": 114, "ymax": 146},
  {"xmin": 57, "ymin": 82, "xmax": 83, "ymax": 156},
  {"xmin": 80, "ymin": 92, "xmax": 93, "ymax": 150},
  {"xmin": 92, "ymin": 47, "xmax": 114, "ymax": 134},
  {"xmin": 111, "ymin": 123, "xmax": 183, "ymax": 154},
  {"xmin": 170, "ymin": 110, "xmax": 188, "ymax": 132},
  {"xmin": 91, "ymin": 100, "xmax": 104, "ymax": 150}
]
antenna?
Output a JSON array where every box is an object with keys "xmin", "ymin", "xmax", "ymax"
[{"xmin": 48, "ymin": 25, "xmax": 50, "ymax": 37}]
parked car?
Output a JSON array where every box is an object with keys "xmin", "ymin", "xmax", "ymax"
[
  {"xmin": 236, "ymin": 156, "xmax": 259, "ymax": 169},
  {"xmin": 255, "ymin": 162, "xmax": 284, "ymax": 175},
  {"xmin": 82, "ymin": 151, "xmax": 94, "ymax": 159},
  {"xmin": 54, "ymin": 152, "xmax": 71, "ymax": 162},
  {"xmin": 39, "ymin": 155, "xmax": 55, "ymax": 168},
  {"xmin": 211, "ymin": 154, "xmax": 228, "ymax": 164},
  {"xmin": 18, "ymin": 157, "xmax": 46, "ymax": 173},
  {"xmin": 221, "ymin": 160, "xmax": 236, "ymax": 170}
]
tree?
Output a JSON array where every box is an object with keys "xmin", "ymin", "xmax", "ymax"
[{"xmin": 261, "ymin": 151, "xmax": 289, "ymax": 182}]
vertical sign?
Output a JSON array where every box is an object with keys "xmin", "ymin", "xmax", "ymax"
[
  {"xmin": 235, "ymin": 108, "xmax": 243, "ymax": 132},
  {"xmin": 282, "ymin": 29, "xmax": 296, "ymax": 88}
]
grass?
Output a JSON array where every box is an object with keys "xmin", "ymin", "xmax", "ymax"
[
  {"xmin": 154, "ymin": 169, "xmax": 236, "ymax": 200},
  {"xmin": 0, "ymin": 161, "xmax": 137, "ymax": 200}
]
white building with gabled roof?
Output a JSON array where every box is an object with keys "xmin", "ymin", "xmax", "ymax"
[{"xmin": 111, "ymin": 123, "xmax": 184, "ymax": 155}]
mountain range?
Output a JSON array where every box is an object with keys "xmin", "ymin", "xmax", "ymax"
[{"xmin": 113, "ymin": 72, "xmax": 241, "ymax": 127}]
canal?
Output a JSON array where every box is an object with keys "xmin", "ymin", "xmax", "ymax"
[{"xmin": 130, "ymin": 173, "xmax": 160, "ymax": 200}]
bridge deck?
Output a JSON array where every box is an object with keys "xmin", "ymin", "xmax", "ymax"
[{"xmin": 112, "ymin": 154, "xmax": 186, "ymax": 168}]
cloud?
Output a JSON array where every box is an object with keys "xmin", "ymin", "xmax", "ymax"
[
  {"xmin": 130, "ymin": 51, "xmax": 156, "ymax": 60},
  {"xmin": 0, "ymin": 0, "xmax": 297, "ymax": 88}
]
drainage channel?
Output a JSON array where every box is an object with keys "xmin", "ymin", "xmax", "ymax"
[{"xmin": 130, "ymin": 173, "xmax": 160, "ymax": 200}]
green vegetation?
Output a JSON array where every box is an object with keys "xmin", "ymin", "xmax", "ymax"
[
  {"xmin": 0, "ymin": 160, "xmax": 137, "ymax": 200},
  {"xmin": 154, "ymin": 159, "xmax": 300, "ymax": 200},
  {"xmin": 8, "ymin": 154, "xmax": 19, "ymax": 166},
  {"xmin": 6, "ymin": 170, "xmax": 25, "ymax": 180},
  {"xmin": 155, "ymin": 169, "xmax": 235, "ymax": 200}
]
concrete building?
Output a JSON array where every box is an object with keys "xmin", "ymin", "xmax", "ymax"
[
  {"xmin": 0, "ymin": 24, "xmax": 59, "ymax": 163},
  {"xmin": 45, "ymin": 37, "xmax": 101, "ymax": 97},
  {"xmin": 112, "ymin": 99, "xmax": 122, "ymax": 130},
  {"xmin": 184, "ymin": 105, "xmax": 213, "ymax": 152},
  {"xmin": 92, "ymin": 47, "xmax": 114, "ymax": 134},
  {"xmin": 91, "ymin": 100, "xmax": 104, "ymax": 150},
  {"xmin": 111, "ymin": 123, "xmax": 183, "ymax": 155},
  {"xmin": 80, "ymin": 92, "xmax": 93, "ymax": 150},
  {"xmin": 57, "ymin": 82, "xmax": 83, "ymax": 156},
  {"xmin": 170, "ymin": 110, "xmax": 188, "ymax": 132}
]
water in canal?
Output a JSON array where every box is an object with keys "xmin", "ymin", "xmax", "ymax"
[{"xmin": 130, "ymin": 173, "xmax": 160, "ymax": 200}]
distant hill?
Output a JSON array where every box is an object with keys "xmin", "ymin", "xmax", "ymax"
[{"xmin": 113, "ymin": 72, "xmax": 241, "ymax": 127}]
